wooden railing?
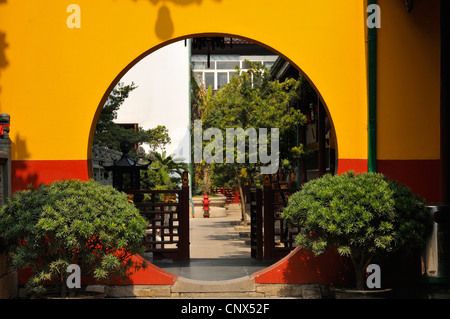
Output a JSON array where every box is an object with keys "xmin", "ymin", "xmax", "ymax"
[
  {"xmin": 250, "ymin": 189, "xmax": 263, "ymax": 260},
  {"xmin": 126, "ymin": 185, "xmax": 190, "ymax": 262},
  {"xmin": 250, "ymin": 183, "xmax": 299, "ymax": 261},
  {"xmin": 213, "ymin": 187, "xmax": 240, "ymax": 204}
]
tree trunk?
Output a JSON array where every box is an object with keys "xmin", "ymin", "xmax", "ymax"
[
  {"xmin": 353, "ymin": 263, "xmax": 366, "ymax": 291},
  {"xmin": 350, "ymin": 252, "xmax": 374, "ymax": 291},
  {"xmin": 60, "ymin": 271, "xmax": 67, "ymax": 298},
  {"xmin": 203, "ymin": 163, "xmax": 212, "ymax": 194},
  {"xmin": 236, "ymin": 175, "xmax": 248, "ymax": 227}
]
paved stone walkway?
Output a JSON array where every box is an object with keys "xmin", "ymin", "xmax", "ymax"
[{"xmin": 150, "ymin": 204, "xmax": 273, "ymax": 281}]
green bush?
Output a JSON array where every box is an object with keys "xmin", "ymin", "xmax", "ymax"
[
  {"xmin": 0, "ymin": 179, "xmax": 148, "ymax": 297},
  {"xmin": 282, "ymin": 171, "xmax": 432, "ymax": 290}
]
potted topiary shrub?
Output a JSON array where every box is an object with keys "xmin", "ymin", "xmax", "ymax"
[
  {"xmin": 0, "ymin": 179, "xmax": 148, "ymax": 298},
  {"xmin": 282, "ymin": 171, "xmax": 432, "ymax": 292}
]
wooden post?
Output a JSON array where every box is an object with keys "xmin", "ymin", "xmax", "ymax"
[
  {"xmin": 256, "ymin": 188, "xmax": 263, "ymax": 260},
  {"xmin": 300, "ymin": 120, "xmax": 307, "ymax": 185},
  {"xmin": 318, "ymin": 101, "xmax": 326, "ymax": 177},
  {"xmin": 441, "ymin": 0, "xmax": 450, "ymax": 204},
  {"xmin": 263, "ymin": 175, "xmax": 274, "ymax": 260},
  {"xmin": 0, "ymin": 113, "xmax": 11, "ymax": 205},
  {"xmin": 179, "ymin": 171, "xmax": 190, "ymax": 262},
  {"xmin": 0, "ymin": 113, "xmax": 16, "ymax": 299}
]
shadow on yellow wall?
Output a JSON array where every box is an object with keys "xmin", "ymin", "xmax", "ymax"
[
  {"xmin": 0, "ymin": 0, "xmax": 8, "ymax": 112},
  {"xmin": 114, "ymin": 0, "xmax": 223, "ymax": 40}
]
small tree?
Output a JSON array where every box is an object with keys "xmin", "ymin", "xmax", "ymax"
[
  {"xmin": 141, "ymin": 151, "xmax": 189, "ymax": 191},
  {"xmin": 0, "ymin": 180, "xmax": 148, "ymax": 297},
  {"xmin": 94, "ymin": 81, "xmax": 171, "ymax": 156},
  {"xmin": 200, "ymin": 61, "xmax": 306, "ymax": 224},
  {"xmin": 282, "ymin": 171, "xmax": 432, "ymax": 290}
]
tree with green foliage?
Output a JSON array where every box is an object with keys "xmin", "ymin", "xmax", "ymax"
[
  {"xmin": 191, "ymin": 70, "xmax": 215, "ymax": 196},
  {"xmin": 0, "ymin": 180, "xmax": 148, "ymax": 297},
  {"xmin": 282, "ymin": 171, "xmax": 432, "ymax": 290},
  {"xmin": 94, "ymin": 82, "xmax": 171, "ymax": 157},
  {"xmin": 141, "ymin": 151, "xmax": 189, "ymax": 191},
  {"xmin": 200, "ymin": 61, "xmax": 306, "ymax": 224}
]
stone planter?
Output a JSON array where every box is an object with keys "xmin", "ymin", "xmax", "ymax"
[
  {"xmin": 193, "ymin": 206, "xmax": 227, "ymax": 218},
  {"xmin": 33, "ymin": 290, "xmax": 106, "ymax": 299},
  {"xmin": 332, "ymin": 288, "xmax": 393, "ymax": 299},
  {"xmin": 192, "ymin": 194, "xmax": 227, "ymax": 207}
]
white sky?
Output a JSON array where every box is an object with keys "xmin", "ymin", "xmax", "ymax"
[{"xmin": 115, "ymin": 40, "xmax": 191, "ymax": 163}]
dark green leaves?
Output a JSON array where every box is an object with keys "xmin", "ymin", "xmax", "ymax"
[
  {"xmin": 0, "ymin": 179, "xmax": 148, "ymax": 296},
  {"xmin": 282, "ymin": 172, "xmax": 432, "ymax": 259}
]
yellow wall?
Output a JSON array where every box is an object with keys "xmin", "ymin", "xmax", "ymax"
[
  {"xmin": 0, "ymin": 1, "xmax": 368, "ymax": 170},
  {"xmin": 377, "ymin": 0, "xmax": 441, "ymax": 160}
]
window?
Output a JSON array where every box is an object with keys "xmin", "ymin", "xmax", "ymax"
[
  {"xmin": 217, "ymin": 61, "xmax": 239, "ymax": 70},
  {"xmin": 229, "ymin": 71, "xmax": 238, "ymax": 80},
  {"xmin": 264, "ymin": 61, "xmax": 275, "ymax": 70},
  {"xmin": 217, "ymin": 72, "xmax": 228, "ymax": 89},
  {"xmin": 191, "ymin": 61, "xmax": 207, "ymax": 70},
  {"xmin": 204, "ymin": 72, "xmax": 215, "ymax": 90},
  {"xmin": 242, "ymin": 61, "xmax": 258, "ymax": 69}
]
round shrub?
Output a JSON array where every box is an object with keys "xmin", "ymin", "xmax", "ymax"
[
  {"xmin": 282, "ymin": 171, "xmax": 432, "ymax": 290},
  {"xmin": 0, "ymin": 179, "xmax": 148, "ymax": 297}
]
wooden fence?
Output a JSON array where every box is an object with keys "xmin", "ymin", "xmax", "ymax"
[
  {"xmin": 213, "ymin": 187, "xmax": 241, "ymax": 204},
  {"xmin": 250, "ymin": 184, "xmax": 299, "ymax": 261},
  {"xmin": 126, "ymin": 185, "xmax": 190, "ymax": 262}
]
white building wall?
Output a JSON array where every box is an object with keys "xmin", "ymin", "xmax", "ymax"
[{"xmin": 115, "ymin": 40, "xmax": 191, "ymax": 163}]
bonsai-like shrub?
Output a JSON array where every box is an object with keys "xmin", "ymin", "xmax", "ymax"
[
  {"xmin": 0, "ymin": 179, "xmax": 148, "ymax": 297},
  {"xmin": 282, "ymin": 171, "xmax": 431, "ymax": 290}
]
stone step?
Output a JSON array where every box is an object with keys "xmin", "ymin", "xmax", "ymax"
[
  {"xmin": 239, "ymin": 232, "xmax": 250, "ymax": 238},
  {"xmin": 101, "ymin": 281, "xmax": 327, "ymax": 298},
  {"xmin": 234, "ymin": 225, "xmax": 251, "ymax": 231}
]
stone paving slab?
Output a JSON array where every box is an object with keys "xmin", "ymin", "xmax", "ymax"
[
  {"xmin": 171, "ymin": 276, "xmax": 256, "ymax": 293},
  {"xmin": 151, "ymin": 204, "xmax": 272, "ymax": 281}
]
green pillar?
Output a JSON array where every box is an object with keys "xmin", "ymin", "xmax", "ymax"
[{"xmin": 367, "ymin": 0, "xmax": 378, "ymax": 173}]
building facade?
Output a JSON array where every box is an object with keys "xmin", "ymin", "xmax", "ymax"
[
  {"xmin": 191, "ymin": 38, "xmax": 278, "ymax": 93},
  {"xmin": 0, "ymin": 0, "xmax": 446, "ymax": 292}
]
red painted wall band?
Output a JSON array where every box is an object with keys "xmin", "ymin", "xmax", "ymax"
[
  {"xmin": 11, "ymin": 160, "xmax": 90, "ymax": 193},
  {"xmin": 12, "ymin": 158, "xmax": 371, "ymax": 191},
  {"xmin": 18, "ymin": 254, "xmax": 178, "ymax": 286},
  {"xmin": 337, "ymin": 158, "xmax": 440, "ymax": 202},
  {"xmin": 377, "ymin": 159, "xmax": 441, "ymax": 203},
  {"xmin": 337, "ymin": 158, "xmax": 368, "ymax": 174},
  {"xmin": 251, "ymin": 247, "xmax": 353, "ymax": 286}
]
